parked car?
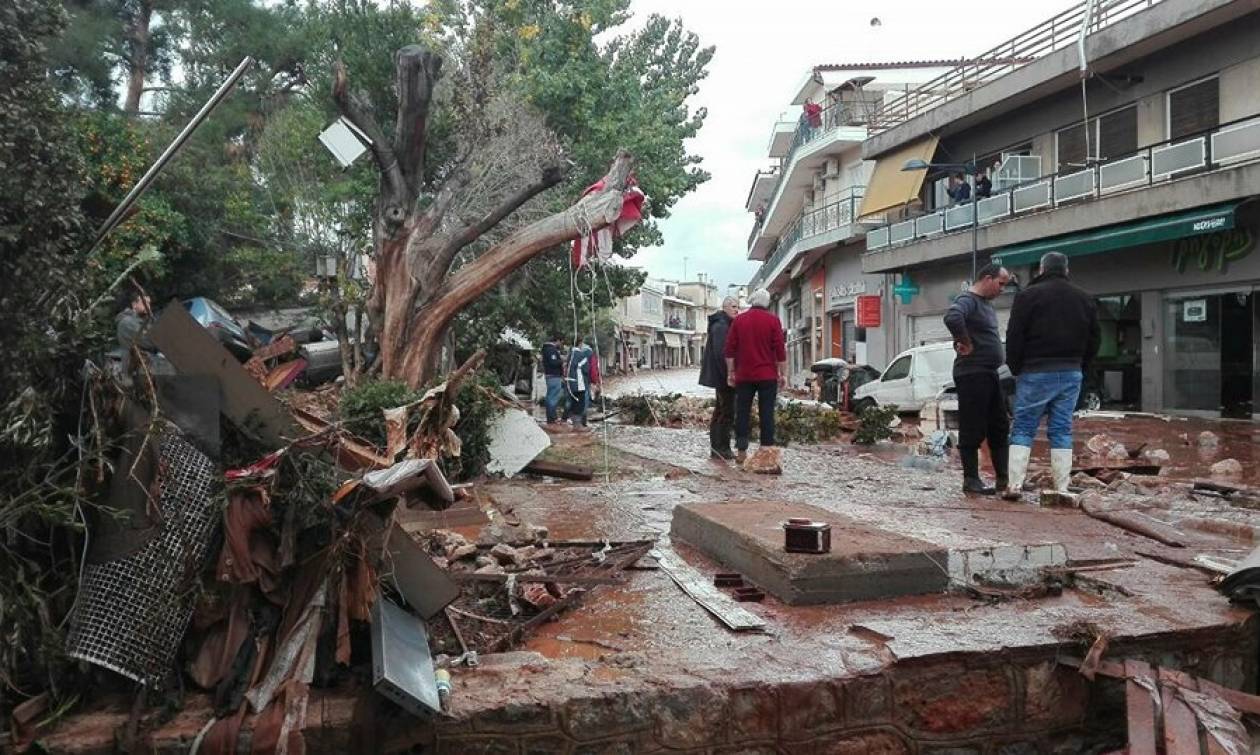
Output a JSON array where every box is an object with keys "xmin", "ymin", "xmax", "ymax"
[
  {"xmin": 933, "ymin": 366, "xmax": 1103, "ymax": 430},
  {"xmin": 808, "ymin": 358, "xmax": 881, "ymax": 410},
  {"xmin": 851, "ymin": 342, "xmax": 957, "ymax": 415}
]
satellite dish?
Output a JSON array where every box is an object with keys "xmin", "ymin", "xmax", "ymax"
[{"xmin": 870, "ymin": 17, "xmax": 881, "ymax": 26}]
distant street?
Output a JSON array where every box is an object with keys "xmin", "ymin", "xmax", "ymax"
[{"xmin": 604, "ymin": 367, "xmax": 708, "ymax": 398}]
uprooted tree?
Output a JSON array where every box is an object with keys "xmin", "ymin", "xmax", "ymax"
[{"xmin": 333, "ymin": 45, "xmax": 640, "ymax": 389}]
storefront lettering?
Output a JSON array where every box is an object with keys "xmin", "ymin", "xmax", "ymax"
[
  {"xmin": 828, "ymin": 280, "xmax": 866, "ymax": 305},
  {"xmin": 1171, "ymin": 228, "xmax": 1253, "ymax": 274}
]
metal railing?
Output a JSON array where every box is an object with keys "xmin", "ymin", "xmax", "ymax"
[
  {"xmin": 748, "ymin": 103, "xmax": 870, "ymax": 253},
  {"xmin": 864, "ymin": 114, "xmax": 1260, "ymax": 253},
  {"xmin": 748, "ymin": 188, "xmax": 866, "ymax": 290},
  {"xmin": 867, "ymin": 0, "xmax": 1164, "ymax": 134}
]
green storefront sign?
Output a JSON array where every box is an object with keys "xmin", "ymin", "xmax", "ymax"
[{"xmin": 892, "ymin": 275, "xmax": 920, "ymax": 304}]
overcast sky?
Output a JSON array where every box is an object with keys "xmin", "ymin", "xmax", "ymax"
[{"xmin": 622, "ymin": 0, "xmax": 1078, "ymax": 292}]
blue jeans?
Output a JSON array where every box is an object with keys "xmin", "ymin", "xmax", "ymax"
[
  {"xmin": 1009, "ymin": 370, "xmax": 1083, "ymax": 450},
  {"xmin": 544, "ymin": 376, "xmax": 564, "ymax": 422}
]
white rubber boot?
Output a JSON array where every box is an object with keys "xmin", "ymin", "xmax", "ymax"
[
  {"xmin": 1051, "ymin": 448, "xmax": 1074, "ymax": 493},
  {"xmin": 1003, "ymin": 445, "xmax": 1031, "ymax": 500}
]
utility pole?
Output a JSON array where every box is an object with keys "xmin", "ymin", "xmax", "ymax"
[{"xmin": 682, "ymin": 256, "xmax": 688, "ymax": 281}]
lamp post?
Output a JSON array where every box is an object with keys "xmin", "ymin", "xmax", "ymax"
[{"xmin": 901, "ymin": 157, "xmax": 980, "ymax": 281}]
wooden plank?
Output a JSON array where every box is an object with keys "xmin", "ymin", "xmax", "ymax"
[
  {"xmin": 1161, "ymin": 684, "xmax": 1202, "ymax": 755},
  {"xmin": 522, "ymin": 459, "xmax": 595, "ymax": 480},
  {"xmin": 1123, "ymin": 660, "xmax": 1158, "ymax": 755},
  {"xmin": 650, "ymin": 546, "xmax": 765, "ymax": 632},
  {"xmin": 150, "ymin": 301, "xmax": 298, "ymax": 448}
]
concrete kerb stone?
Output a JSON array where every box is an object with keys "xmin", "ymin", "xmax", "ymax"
[
  {"xmin": 945, "ymin": 542, "xmax": 1068, "ymax": 588},
  {"xmin": 777, "ymin": 680, "xmax": 845, "ymax": 741},
  {"xmin": 561, "ymin": 690, "xmax": 653, "ymax": 742}
]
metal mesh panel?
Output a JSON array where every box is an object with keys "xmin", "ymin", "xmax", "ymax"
[{"xmin": 66, "ymin": 426, "xmax": 219, "ymax": 684}]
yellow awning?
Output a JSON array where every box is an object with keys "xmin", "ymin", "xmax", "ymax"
[{"xmin": 857, "ymin": 135, "xmax": 940, "ymax": 220}]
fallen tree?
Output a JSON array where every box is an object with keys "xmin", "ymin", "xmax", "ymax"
[{"xmin": 332, "ymin": 45, "xmax": 639, "ymax": 389}]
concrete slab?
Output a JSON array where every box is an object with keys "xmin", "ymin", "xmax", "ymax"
[{"xmin": 670, "ymin": 501, "xmax": 950, "ymax": 605}]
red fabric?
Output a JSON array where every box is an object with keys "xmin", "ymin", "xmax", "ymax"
[
  {"xmin": 570, "ymin": 176, "xmax": 646, "ymax": 269},
  {"xmin": 723, "ymin": 307, "xmax": 786, "ymax": 384},
  {"xmin": 588, "ymin": 352, "xmax": 601, "ymax": 385}
]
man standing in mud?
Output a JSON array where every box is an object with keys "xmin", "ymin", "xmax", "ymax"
[
  {"xmin": 943, "ymin": 263, "xmax": 1011, "ymax": 494},
  {"xmin": 1003, "ymin": 251, "xmax": 1100, "ymax": 499},
  {"xmin": 724, "ymin": 288, "xmax": 787, "ymax": 464},
  {"xmin": 699, "ymin": 296, "xmax": 740, "ymax": 460}
]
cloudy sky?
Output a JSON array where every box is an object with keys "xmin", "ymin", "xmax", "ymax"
[{"xmin": 622, "ymin": 0, "xmax": 1077, "ymax": 292}]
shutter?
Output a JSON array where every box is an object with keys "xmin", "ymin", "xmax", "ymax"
[
  {"xmin": 1169, "ymin": 78, "xmax": 1219, "ymax": 140},
  {"xmin": 1098, "ymin": 106, "xmax": 1137, "ymax": 160},
  {"xmin": 1057, "ymin": 122, "xmax": 1087, "ymax": 173}
]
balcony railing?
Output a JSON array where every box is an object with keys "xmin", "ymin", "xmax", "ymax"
[
  {"xmin": 748, "ymin": 103, "xmax": 870, "ymax": 253},
  {"xmin": 864, "ymin": 115, "xmax": 1260, "ymax": 253},
  {"xmin": 867, "ymin": 0, "xmax": 1163, "ymax": 134},
  {"xmin": 748, "ymin": 188, "xmax": 866, "ymax": 290}
]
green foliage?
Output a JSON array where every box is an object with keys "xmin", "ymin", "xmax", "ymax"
[
  {"xmin": 336, "ymin": 373, "xmax": 503, "ymax": 482},
  {"xmin": 853, "ymin": 404, "xmax": 899, "ymax": 445},
  {"xmin": 339, "ymin": 379, "xmax": 423, "ymax": 446},
  {"xmin": 774, "ymin": 403, "xmax": 844, "ymax": 446}
]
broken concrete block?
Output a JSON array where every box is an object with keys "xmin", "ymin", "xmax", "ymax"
[
  {"xmin": 742, "ymin": 447, "xmax": 782, "ymax": 475},
  {"xmin": 473, "ymin": 563, "xmax": 505, "ymax": 576},
  {"xmin": 1143, "ymin": 448, "xmax": 1171, "ymax": 464},
  {"xmin": 448, "ymin": 544, "xmax": 479, "ymax": 562},
  {"xmin": 1071, "ymin": 472, "xmax": 1107, "ymax": 490},
  {"xmin": 1212, "ymin": 459, "xmax": 1243, "ymax": 478},
  {"xmin": 1040, "ymin": 490, "xmax": 1081, "ymax": 507},
  {"xmin": 490, "ymin": 543, "xmax": 521, "ymax": 565},
  {"xmin": 1086, "ymin": 433, "xmax": 1117, "ymax": 456},
  {"xmin": 1105, "ymin": 444, "xmax": 1129, "ymax": 461},
  {"xmin": 1198, "ymin": 431, "xmax": 1220, "ymax": 448},
  {"xmin": 474, "ymin": 555, "xmax": 495, "ymax": 568}
]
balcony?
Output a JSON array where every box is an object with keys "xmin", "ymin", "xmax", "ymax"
[
  {"xmin": 863, "ymin": 115, "xmax": 1260, "ymax": 268},
  {"xmin": 865, "ymin": 0, "xmax": 1164, "ymax": 136},
  {"xmin": 748, "ymin": 102, "xmax": 870, "ymax": 261},
  {"xmin": 747, "ymin": 188, "xmax": 865, "ymax": 291}
]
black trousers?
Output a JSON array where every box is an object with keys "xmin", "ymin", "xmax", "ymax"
[
  {"xmin": 710, "ymin": 385, "xmax": 735, "ymax": 455},
  {"xmin": 734, "ymin": 380, "xmax": 777, "ymax": 451},
  {"xmin": 955, "ymin": 371, "xmax": 1009, "ymax": 480}
]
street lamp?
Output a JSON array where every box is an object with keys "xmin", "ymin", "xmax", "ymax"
[{"xmin": 901, "ymin": 157, "xmax": 981, "ymax": 280}]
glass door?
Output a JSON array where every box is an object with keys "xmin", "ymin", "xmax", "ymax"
[{"xmin": 1163, "ymin": 291, "xmax": 1255, "ymax": 417}]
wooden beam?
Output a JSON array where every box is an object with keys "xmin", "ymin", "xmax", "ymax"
[{"xmin": 1123, "ymin": 659, "xmax": 1158, "ymax": 755}]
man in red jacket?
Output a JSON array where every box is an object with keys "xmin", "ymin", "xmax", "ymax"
[{"xmin": 723, "ymin": 288, "xmax": 787, "ymax": 463}]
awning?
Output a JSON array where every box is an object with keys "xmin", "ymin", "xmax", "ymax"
[
  {"xmin": 992, "ymin": 202, "xmax": 1242, "ymax": 268},
  {"xmin": 663, "ymin": 333, "xmax": 683, "ymax": 348},
  {"xmin": 857, "ymin": 135, "xmax": 939, "ymax": 220}
]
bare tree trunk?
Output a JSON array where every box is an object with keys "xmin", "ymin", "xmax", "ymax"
[
  {"xmin": 123, "ymin": 0, "xmax": 153, "ymax": 115},
  {"xmin": 332, "ymin": 44, "xmax": 639, "ymax": 390}
]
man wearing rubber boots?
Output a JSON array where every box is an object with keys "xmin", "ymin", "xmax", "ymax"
[
  {"xmin": 943, "ymin": 263, "xmax": 1011, "ymax": 494},
  {"xmin": 1002, "ymin": 252, "xmax": 1100, "ymax": 500}
]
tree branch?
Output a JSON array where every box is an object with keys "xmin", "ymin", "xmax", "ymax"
[
  {"xmin": 427, "ymin": 162, "xmax": 569, "ymax": 281},
  {"xmin": 331, "ymin": 60, "xmax": 408, "ymax": 217},
  {"xmin": 393, "ymin": 46, "xmax": 443, "ymax": 200}
]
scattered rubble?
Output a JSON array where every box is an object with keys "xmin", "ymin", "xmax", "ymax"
[
  {"xmin": 1198, "ymin": 430, "xmax": 1221, "ymax": 448},
  {"xmin": 1211, "ymin": 458, "xmax": 1244, "ymax": 478}
]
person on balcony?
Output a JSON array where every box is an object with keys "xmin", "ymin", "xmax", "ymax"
[
  {"xmin": 943, "ymin": 264, "xmax": 1012, "ymax": 495},
  {"xmin": 974, "ymin": 169, "xmax": 993, "ymax": 199},
  {"xmin": 947, "ymin": 172, "xmax": 972, "ymax": 204},
  {"xmin": 803, "ymin": 99, "xmax": 823, "ymax": 130}
]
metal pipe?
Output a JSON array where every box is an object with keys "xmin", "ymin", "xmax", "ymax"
[{"xmin": 89, "ymin": 56, "xmax": 256, "ymax": 254}]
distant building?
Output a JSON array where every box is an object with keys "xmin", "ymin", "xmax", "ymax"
[{"xmin": 613, "ymin": 277, "xmax": 719, "ymax": 369}]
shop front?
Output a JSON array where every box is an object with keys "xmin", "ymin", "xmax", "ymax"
[
  {"xmin": 824, "ymin": 245, "xmax": 889, "ymax": 369},
  {"xmin": 990, "ymin": 201, "xmax": 1260, "ymax": 418}
]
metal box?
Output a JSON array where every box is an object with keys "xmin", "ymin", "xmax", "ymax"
[
  {"xmin": 370, "ymin": 598, "xmax": 442, "ymax": 717},
  {"xmin": 783, "ymin": 518, "xmax": 832, "ymax": 554}
]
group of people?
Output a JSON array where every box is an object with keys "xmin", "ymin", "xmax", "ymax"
[
  {"xmin": 946, "ymin": 169, "xmax": 993, "ymax": 205},
  {"xmin": 541, "ymin": 334, "xmax": 601, "ymax": 427},
  {"xmin": 944, "ymin": 251, "xmax": 1101, "ymax": 499},
  {"xmin": 699, "ymin": 289, "xmax": 787, "ymax": 463}
]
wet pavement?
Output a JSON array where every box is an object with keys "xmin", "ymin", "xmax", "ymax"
[
  {"xmin": 1074, "ymin": 413, "xmax": 1260, "ymax": 487},
  {"xmin": 604, "ymin": 367, "xmax": 710, "ymax": 398}
]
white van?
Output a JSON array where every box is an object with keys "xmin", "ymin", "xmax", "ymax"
[{"xmin": 851, "ymin": 342, "xmax": 958, "ymax": 414}]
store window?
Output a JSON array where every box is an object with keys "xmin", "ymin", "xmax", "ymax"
[
  {"xmin": 1168, "ymin": 77, "xmax": 1219, "ymax": 141},
  {"xmin": 1093, "ymin": 295, "xmax": 1142, "ymax": 409},
  {"xmin": 1163, "ymin": 290, "xmax": 1255, "ymax": 417}
]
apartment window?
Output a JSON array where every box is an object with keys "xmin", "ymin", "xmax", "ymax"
[
  {"xmin": 1056, "ymin": 106, "xmax": 1137, "ymax": 170},
  {"xmin": 1098, "ymin": 106, "xmax": 1137, "ymax": 160},
  {"xmin": 1168, "ymin": 77, "xmax": 1219, "ymax": 140}
]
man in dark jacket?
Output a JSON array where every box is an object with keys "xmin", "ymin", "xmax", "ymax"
[
  {"xmin": 699, "ymin": 296, "xmax": 740, "ymax": 460},
  {"xmin": 943, "ymin": 263, "xmax": 1011, "ymax": 494},
  {"xmin": 1003, "ymin": 252, "xmax": 1101, "ymax": 499},
  {"xmin": 540, "ymin": 334, "xmax": 565, "ymax": 423},
  {"xmin": 724, "ymin": 288, "xmax": 787, "ymax": 463}
]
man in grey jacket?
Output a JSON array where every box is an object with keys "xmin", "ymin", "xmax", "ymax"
[{"xmin": 943, "ymin": 263, "xmax": 1011, "ymax": 494}]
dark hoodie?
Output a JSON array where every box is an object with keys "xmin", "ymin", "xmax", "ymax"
[{"xmin": 699, "ymin": 309, "xmax": 732, "ymax": 388}]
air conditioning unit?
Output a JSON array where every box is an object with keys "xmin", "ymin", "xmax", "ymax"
[{"xmin": 822, "ymin": 158, "xmax": 840, "ymax": 179}]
